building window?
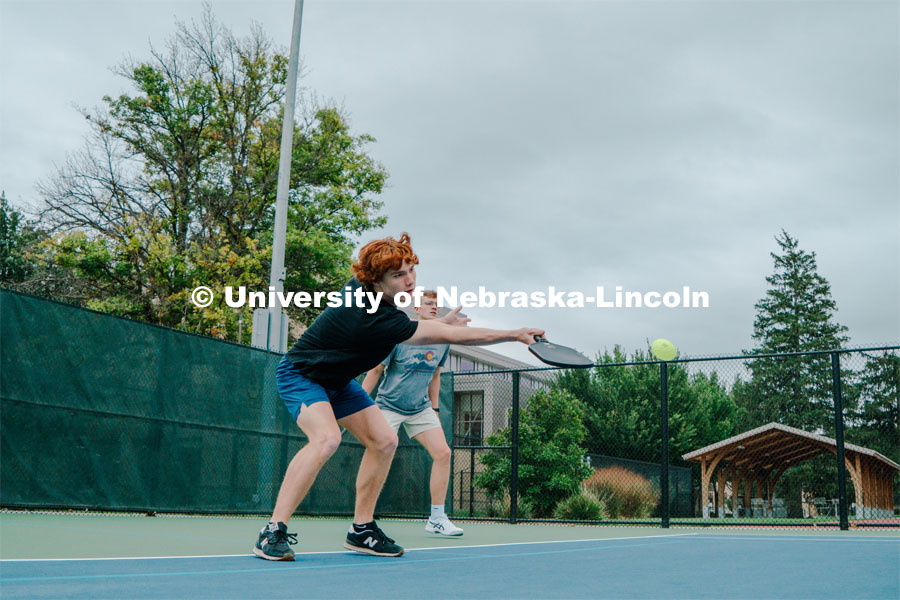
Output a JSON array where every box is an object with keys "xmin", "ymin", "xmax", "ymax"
[{"xmin": 454, "ymin": 391, "xmax": 484, "ymax": 447}]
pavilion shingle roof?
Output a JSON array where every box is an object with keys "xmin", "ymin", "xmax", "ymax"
[{"xmin": 681, "ymin": 422, "xmax": 900, "ymax": 471}]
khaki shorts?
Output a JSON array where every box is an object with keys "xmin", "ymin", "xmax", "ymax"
[{"xmin": 380, "ymin": 406, "xmax": 442, "ymax": 439}]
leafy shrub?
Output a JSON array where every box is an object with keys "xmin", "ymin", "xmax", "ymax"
[
  {"xmin": 476, "ymin": 389, "xmax": 592, "ymax": 517},
  {"xmin": 583, "ymin": 466, "xmax": 658, "ymax": 519},
  {"xmin": 554, "ymin": 488, "xmax": 606, "ymax": 520},
  {"xmin": 486, "ymin": 491, "xmax": 533, "ymax": 519}
]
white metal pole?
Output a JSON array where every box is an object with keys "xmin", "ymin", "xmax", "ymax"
[
  {"xmin": 253, "ymin": 0, "xmax": 305, "ymax": 509},
  {"xmin": 260, "ymin": 0, "xmax": 303, "ymax": 353}
]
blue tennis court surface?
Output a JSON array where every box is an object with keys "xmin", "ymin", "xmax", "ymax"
[{"xmin": 2, "ymin": 534, "xmax": 897, "ymax": 599}]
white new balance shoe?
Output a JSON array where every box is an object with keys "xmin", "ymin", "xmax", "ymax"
[{"xmin": 425, "ymin": 516, "xmax": 464, "ymax": 536}]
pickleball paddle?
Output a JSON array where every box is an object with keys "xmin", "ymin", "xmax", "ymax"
[{"xmin": 528, "ymin": 335, "xmax": 593, "ymax": 368}]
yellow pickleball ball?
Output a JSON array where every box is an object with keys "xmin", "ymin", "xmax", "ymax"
[{"xmin": 651, "ymin": 339, "xmax": 677, "ymax": 361}]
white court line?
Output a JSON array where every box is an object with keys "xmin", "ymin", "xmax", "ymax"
[
  {"xmin": 0, "ymin": 533, "xmax": 698, "ymax": 562},
  {"xmin": 0, "ymin": 552, "xmax": 341, "ymax": 562},
  {"xmin": 696, "ymin": 534, "xmax": 900, "ymax": 543},
  {"xmin": 407, "ymin": 532, "xmax": 698, "ymax": 552},
  {"xmin": 0, "ymin": 554, "xmax": 262, "ymax": 562}
]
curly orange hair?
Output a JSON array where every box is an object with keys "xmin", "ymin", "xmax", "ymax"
[{"xmin": 351, "ymin": 232, "xmax": 419, "ymax": 288}]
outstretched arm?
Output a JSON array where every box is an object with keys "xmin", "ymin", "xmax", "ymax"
[
  {"xmin": 402, "ymin": 319, "xmax": 544, "ymax": 347},
  {"xmin": 428, "ymin": 367, "xmax": 441, "ymax": 410},
  {"xmin": 361, "ymin": 363, "xmax": 385, "ymax": 395}
]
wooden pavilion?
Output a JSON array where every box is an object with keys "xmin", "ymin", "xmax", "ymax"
[{"xmin": 682, "ymin": 423, "xmax": 899, "ymax": 519}]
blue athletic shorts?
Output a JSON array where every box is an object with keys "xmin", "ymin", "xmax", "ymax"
[{"xmin": 276, "ymin": 357, "xmax": 374, "ymax": 421}]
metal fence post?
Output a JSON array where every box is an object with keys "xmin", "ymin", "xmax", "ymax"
[
  {"xmin": 659, "ymin": 362, "xmax": 670, "ymax": 528},
  {"xmin": 510, "ymin": 371, "xmax": 520, "ymax": 524},
  {"xmin": 469, "ymin": 445, "xmax": 475, "ymax": 518},
  {"xmin": 831, "ymin": 352, "xmax": 849, "ymax": 530},
  {"xmin": 444, "ymin": 371, "xmax": 455, "ymax": 517}
]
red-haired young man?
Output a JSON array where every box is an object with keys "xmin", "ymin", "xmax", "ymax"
[{"xmin": 254, "ymin": 233, "xmax": 543, "ymax": 561}]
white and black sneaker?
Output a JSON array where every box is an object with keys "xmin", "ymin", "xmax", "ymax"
[
  {"xmin": 253, "ymin": 521, "xmax": 298, "ymax": 561},
  {"xmin": 425, "ymin": 516, "xmax": 464, "ymax": 536},
  {"xmin": 344, "ymin": 521, "xmax": 404, "ymax": 556}
]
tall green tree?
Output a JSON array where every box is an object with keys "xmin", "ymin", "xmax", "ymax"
[
  {"xmin": 846, "ymin": 351, "xmax": 900, "ymax": 508},
  {"xmin": 847, "ymin": 351, "xmax": 900, "ymax": 462},
  {"xmin": 476, "ymin": 389, "xmax": 593, "ymax": 517},
  {"xmin": 553, "ymin": 346, "xmax": 741, "ymax": 463},
  {"xmin": 741, "ymin": 230, "xmax": 850, "ymax": 433},
  {"xmin": 736, "ymin": 231, "xmax": 853, "ymax": 515},
  {"xmin": 32, "ymin": 7, "xmax": 387, "ymax": 337},
  {"xmin": 0, "ymin": 194, "xmax": 45, "ymax": 285}
]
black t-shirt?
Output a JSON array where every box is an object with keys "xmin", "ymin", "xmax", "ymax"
[{"xmin": 284, "ymin": 278, "xmax": 419, "ymax": 389}]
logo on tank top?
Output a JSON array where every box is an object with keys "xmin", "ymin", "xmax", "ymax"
[{"xmin": 406, "ymin": 349, "xmax": 440, "ymax": 372}]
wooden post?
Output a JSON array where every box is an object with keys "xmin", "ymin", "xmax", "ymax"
[
  {"xmin": 733, "ymin": 472, "xmax": 743, "ymax": 519},
  {"xmin": 717, "ymin": 472, "xmax": 726, "ymax": 518},
  {"xmin": 701, "ymin": 458, "xmax": 709, "ymax": 518},
  {"xmin": 705, "ymin": 449, "xmax": 729, "ymax": 519},
  {"xmin": 872, "ymin": 463, "xmax": 881, "ymax": 510},
  {"xmin": 755, "ymin": 477, "xmax": 765, "ymax": 516},
  {"xmin": 744, "ymin": 474, "xmax": 752, "ymax": 517},
  {"xmin": 861, "ymin": 460, "xmax": 871, "ymax": 518},
  {"xmin": 852, "ymin": 454, "xmax": 864, "ymax": 511}
]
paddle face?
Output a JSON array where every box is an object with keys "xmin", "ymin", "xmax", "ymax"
[{"xmin": 528, "ymin": 336, "xmax": 593, "ymax": 368}]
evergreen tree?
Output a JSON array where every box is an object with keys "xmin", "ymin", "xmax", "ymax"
[
  {"xmin": 847, "ymin": 351, "xmax": 900, "ymax": 463},
  {"xmin": 741, "ymin": 230, "xmax": 849, "ymax": 433}
]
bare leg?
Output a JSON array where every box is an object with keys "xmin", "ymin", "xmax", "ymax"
[
  {"xmin": 271, "ymin": 402, "xmax": 342, "ymax": 524},
  {"xmin": 338, "ymin": 405, "xmax": 399, "ymax": 523},
  {"xmin": 413, "ymin": 426, "xmax": 451, "ymax": 506}
]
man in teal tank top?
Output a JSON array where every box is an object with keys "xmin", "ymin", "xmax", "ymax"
[{"xmin": 362, "ymin": 290, "xmax": 463, "ymax": 536}]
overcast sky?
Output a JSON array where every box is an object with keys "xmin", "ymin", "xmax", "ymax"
[{"xmin": 2, "ymin": 0, "xmax": 898, "ymax": 366}]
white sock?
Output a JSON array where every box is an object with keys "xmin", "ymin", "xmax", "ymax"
[{"xmin": 430, "ymin": 505, "xmax": 445, "ymax": 520}]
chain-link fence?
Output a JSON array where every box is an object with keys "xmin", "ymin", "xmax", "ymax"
[
  {"xmin": 450, "ymin": 347, "xmax": 899, "ymax": 529},
  {"xmin": 3, "ymin": 289, "xmax": 897, "ymax": 528}
]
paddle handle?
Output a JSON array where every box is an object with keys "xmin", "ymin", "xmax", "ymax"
[{"xmin": 533, "ymin": 334, "xmax": 547, "ymax": 343}]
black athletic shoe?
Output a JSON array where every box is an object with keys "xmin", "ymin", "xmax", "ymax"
[
  {"xmin": 343, "ymin": 521, "xmax": 404, "ymax": 557},
  {"xmin": 253, "ymin": 521, "xmax": 298, "ymax": 561}
]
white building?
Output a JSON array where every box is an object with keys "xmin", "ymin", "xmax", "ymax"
[
  {"xmin": 444, "ymin": 344, "xmax": 551, "ymax": 514},
  {"xmin": 445, "ymin": 344, "xmax": 550, "ymax": 446}
]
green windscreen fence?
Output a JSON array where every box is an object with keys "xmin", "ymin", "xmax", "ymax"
[{"xmin": 0, "ymin": 289, "xmax": 443, "ymax": 516}]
